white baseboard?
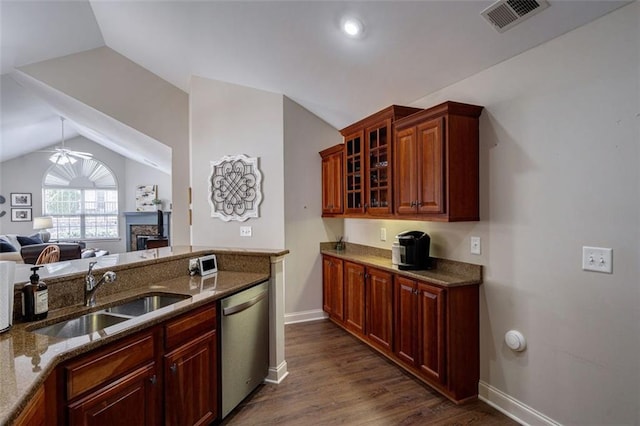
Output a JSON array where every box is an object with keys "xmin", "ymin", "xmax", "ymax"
[
  {"xmin": 478, "ymin": 381, "xmax": 561, "ymax": 426},
  {"xmin": 265, "ymin": 361, "xmax": 289, "ymax": 384},
  {"xmin": 284, "ymin": 309, "xmax": 327, "ymax": 324}
]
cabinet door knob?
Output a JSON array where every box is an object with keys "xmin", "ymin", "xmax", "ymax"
[
  {"xmin": 170, "ymin": 363, "xmax": 177, "ymax": 373},
  {"xmin": 149, "ymin": 375, "xmax": 157, "ymax": 385}
]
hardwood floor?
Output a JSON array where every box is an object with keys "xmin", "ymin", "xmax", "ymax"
[{"xmin": 221, "ymin": 320, "xmax": 517, "ymax": 425}]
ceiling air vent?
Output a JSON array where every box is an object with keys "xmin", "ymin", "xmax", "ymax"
[{"xmin": 481, "ymin": 0, "xmax": 550, "ymax": 33}]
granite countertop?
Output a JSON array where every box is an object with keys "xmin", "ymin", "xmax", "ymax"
[
  {"xmin": 0, "ymin": 255, "xmax": 273, "ymax": 425},
  {"xmin": 320, "ymin": 243, "xmax": 482, "ymax": 287},
  {"xmin": 12, "ymin": 245, "xmax": 289, "ymax": 284}
]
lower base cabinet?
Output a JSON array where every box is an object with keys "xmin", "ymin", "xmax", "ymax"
[
  {"xmin": 323, "ymin": 255, "xmax": 479, "ymax": 403},
  {"xmin": 323, "ymin": 255, "xmax": 344, "ymax": 321},
  {"xmin": 365, "ymin": 268, "xmax": 393, "ymax": 352},
  {"xmin": 164, "ymin": 330, "xmax": 217, "ymax": 426},
  {"xmin": 14, "ymin": 385, "xmax": 46, "ymax": 426},
  {"xmin": 395, "ymin": 276, "xmax": 446, "ymax": 385},
  {"xmin": 50, "ymin": 302, "xmax": 218, "ymax": 426},
  {"xmin": 67, "ymin": 363, "xmax": 158, "ymax": 425}
]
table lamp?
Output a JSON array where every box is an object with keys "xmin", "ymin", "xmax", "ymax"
[{"xmin": 33, "ymin": 216, "xmax": 54, "ymax": 243}]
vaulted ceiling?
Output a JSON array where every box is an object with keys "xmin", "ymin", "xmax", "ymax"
[{"xmin": 0, "ymin": 0, "xmax": 630, "ymax": 164}]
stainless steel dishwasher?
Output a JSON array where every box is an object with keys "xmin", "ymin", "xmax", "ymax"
[{"xmin": 221, "ymin": 280, "xmax": 269, "ymax": 418}]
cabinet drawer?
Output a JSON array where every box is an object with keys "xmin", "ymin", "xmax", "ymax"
[
  {"xmin": 165, "ymin": 303, "xmax": 216, "ymax": 350},
  {"xmin": 65, "ymin": 330, "xmax": 155, "ymax": 400}
]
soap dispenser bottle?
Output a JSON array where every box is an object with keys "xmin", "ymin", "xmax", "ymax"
[{"xmin": 22, "ymin": 266, "xmax": 48, "ymax": 321}]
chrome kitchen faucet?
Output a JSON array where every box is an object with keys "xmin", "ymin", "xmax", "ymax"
[{"xmin": 84, "ymin": 261, "xmax": 117, "ymax": 307}]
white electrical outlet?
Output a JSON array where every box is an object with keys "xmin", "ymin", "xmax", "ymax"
[
  {"xmin": 582, "ymin": 246, "xmax": 612, "ymax": 273},
  {"xmin": 240, "ymin": 226, "xmax": 252, "ymax": 237},
  {"xmin": 470, "ymin": 236, "xmax": 481, "ymax": 255},
  {"xmin": 380, "ymin": 228, "xmax": 387, "ymax": 241}
]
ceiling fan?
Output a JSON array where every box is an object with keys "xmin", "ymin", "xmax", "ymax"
[{"xmin": 40, "ymin": 117, "xmax": 93, "ymax": 165}]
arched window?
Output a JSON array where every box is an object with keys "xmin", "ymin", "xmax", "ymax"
[{"xmin": 43, "ymin": 158, "xmax": 119, "ymax": 240}]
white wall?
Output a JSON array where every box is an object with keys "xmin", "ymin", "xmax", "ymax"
[
  {"xmin": 345, "ymin": 4, "xmax": 640, "ymax": 424},
  {"xmin": 124, "ymin": 160, "xmax": 171, "ymax": 212},
  {"xmin": 189, "ymin": 77, "xmax": 285, "ymax": 249},
  {"xmin": 0, "ymin": 136, "xmax": 165, "ymax": 254},
  {"xmin": 283, "ymin": 97, "xmax": 343, "ymax": 320},
  {"xmin": 18, "ymin": 47, "xmax": 190, "ymax": 246}
]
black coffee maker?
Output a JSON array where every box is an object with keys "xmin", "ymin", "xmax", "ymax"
[{"xmin": 397, "ymin": 231, "xmax": 431, "ymax": 270}]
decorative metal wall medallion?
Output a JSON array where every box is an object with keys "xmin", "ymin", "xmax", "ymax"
[{"xmin": 208, "ymin": 155, "xmax": 262, "ymax": 222}]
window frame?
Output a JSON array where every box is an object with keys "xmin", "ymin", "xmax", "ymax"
[{"xmin": 42, "ymin": 158, "xmax": 120, "ymax": 241}]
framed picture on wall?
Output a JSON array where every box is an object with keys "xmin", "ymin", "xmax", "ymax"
[
  {"xmin": 10, "ymin": 193, "xmax": 32, "ymax": 207},
  {"xmin": 135, "ymin": 185, "xmax": 157, "ymax": 212},
  {"xmin": 11, "ymin": 208, "xmax": 32, "ymax": 222}
]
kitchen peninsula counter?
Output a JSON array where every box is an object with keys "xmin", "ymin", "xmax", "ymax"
[{"xmin": 0, "ymin": 246, "xmax": 288, "ymax": 425}]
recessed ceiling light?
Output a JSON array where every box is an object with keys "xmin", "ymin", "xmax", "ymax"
[{"xmin": 342, "ymin": 17, "xmax": 363, "ymax": 38}]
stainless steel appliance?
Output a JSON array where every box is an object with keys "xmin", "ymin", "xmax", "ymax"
[
  {"xmin": 221, "ymin": 281, "xmax": 269, "ymax": 418},
  {"xmin": 397, "ymin": 230, "xmax": 431, "ymax": 270}
]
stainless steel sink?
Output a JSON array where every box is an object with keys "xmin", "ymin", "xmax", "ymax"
[
  {"xmin": 32, "ymin": 294, "xmax": 190, "ymax": 339},
  {"xmin": 33, "ymin": 312, "xmax": 129, "ymax": 339},
  {"xmin": 105, "ymin": 294, "xmax": 189, "ymax": 317}
]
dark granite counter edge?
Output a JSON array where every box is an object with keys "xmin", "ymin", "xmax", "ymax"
[{"xmin": 320, "ymin": 242, "xmax": 482, "ymax": 287}]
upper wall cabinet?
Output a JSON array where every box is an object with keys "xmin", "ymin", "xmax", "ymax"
[
  {"xmin": 340, "ymin": 106, "xmax": 421, "ymax": 217},
  {"xmin": 394, "ymin": 101, "xmax": 483, "ymax": 222},
  {"xmin": 319, "ymin": 144, "xmax": 344, "ymax": 216}
]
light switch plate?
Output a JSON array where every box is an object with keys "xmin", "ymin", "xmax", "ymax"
[
  {"xmin": 380, "ymin": 228, "xmax": 387, "ymax": 241},
  {"xmin": 582, "ymin": 246, "xmax": 612, "ymax": 273},
  {"xmin": 240, "ymin": 226, "xmax": 252, "ymax": 237},
  {"xmin": 470, "ymin": 236, "xmax": 481, "ymax": 255}
]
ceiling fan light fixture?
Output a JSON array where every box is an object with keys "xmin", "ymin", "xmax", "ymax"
[
  {"xmin": 49, "ymin": 152, "xmax": 77, "ymax": 165},
  {"xmin": 46, "ymin": 116, "xmax": 92, "ymax": 164}
]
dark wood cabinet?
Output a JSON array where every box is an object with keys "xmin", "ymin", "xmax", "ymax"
[
  {"xmin": 394, "ymin": 277, "xmax": 446, "ymax": 385},
  {"xmin": 343, "ymin": 130, "xmax": 364, "ymax": 214},
  {"xmin": 324, "ymin": 256, "xmax": 479, "ymax": 403},
  {"xmin": 365, "ymin": 267, "xmax": 393, "ymax": 352},
  {"xmin": 55, "ymin": 303, "xmax": 220, "ymax": 426},
  {"xmin": 319, "ymin": 144, "xmax": 344, "ymax": 216},
  {"xmin": 343, "ymin": 261, "xmax": 365, "ymax": 336},
  {"xmin": 63, "ymin": 330, "xmax": 160, "ymax": 425},
  {"xmin": 330, "ymin": 261, "xmax": 394, "ymax": 352},
  {"xmin": 395, "ymin": 276, "xmax": 418, "ymax": 366},
  {"xmin": 67, "ymin": 363, "xmax": 158, "ymax": 426},
  {"xmin": 164, "ymin": 331, "xmax": 217, "ymax": 426},
  {"xmin": 417, "ymin": 282, "xmax": 446, "ymax": 384},
  {"xmin": 322, "ymin": 255, "xmax": 344, "ymax": 321},
  {"xmin": 164, "ymin": 304, "xmax": 218, "ymax": 426},
  {"xmin": 340, "ymin": 105, "xmax": 421, "ymax": 217},
  {"xmin": 14, "ymin": 385, "xmax": 46, "ymax": 426},
  {"xmin": 364, "ymin": 120, "xmax": 393, "ymax": 215},
  {"xmin": 394, "ymin": 101, "xmax": 483, "ymax": 221}
]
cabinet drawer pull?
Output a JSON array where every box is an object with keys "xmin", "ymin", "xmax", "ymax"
[
  {"xmin": 149, "ymin": 375, "xmax": 157, "ymax": 385},
  {"xmin": 170, "ymin": 363, "xmax": 177, "ymax": 373}
]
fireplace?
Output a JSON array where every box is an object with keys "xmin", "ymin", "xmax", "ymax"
[
  {"xmin": 131, "ymin": 226, "xmax": 159, "ymax": 251},
  {"xmin": 124, "ymin": 212, "xmax": 171, "ymax": 252}
]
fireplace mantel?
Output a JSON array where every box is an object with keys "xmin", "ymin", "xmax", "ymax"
[{"xmin": 124, "ymin": 211, "xmax": 171, "ymax": 252}]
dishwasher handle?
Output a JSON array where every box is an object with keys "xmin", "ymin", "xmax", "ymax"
[{"xmin": 222, "ymin": 289, "xmax": 268, "ymax": 316}]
